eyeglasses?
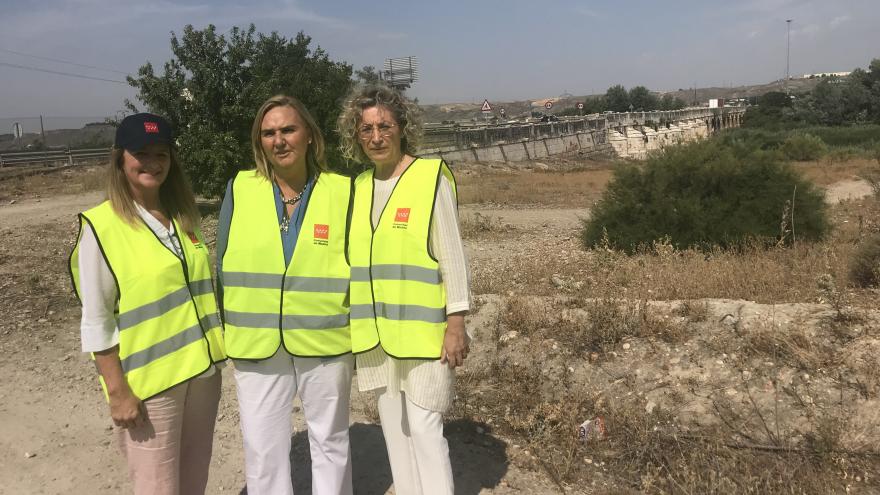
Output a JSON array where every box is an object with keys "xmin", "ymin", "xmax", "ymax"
[{"xmin": 358, "ymin": 123, "xmax": 397, "ymax": 140}]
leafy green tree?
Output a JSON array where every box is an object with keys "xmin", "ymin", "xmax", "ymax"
[
  {"xmin": 605, "ymin": 85, "xmax": 630, "ymax": 112},
  {"xmin": 355, "ymin": 65, "xmax": 381, "ymax": 84},
  {"xmin": 126, "ymin": 24, "xmax": 353, "ymax": 197},
  {"xmin": 659, "ymin": 94, "xmax": 687, "ymax": 110},
  {"xmin": 628, "ymin": 86, "xmax": 659, "ymax": 111}
]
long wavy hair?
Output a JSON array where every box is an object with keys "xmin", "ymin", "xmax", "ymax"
[
  {"xmin": 337, "ymin": 84, "xmax": 423, "ymax": 164},
  {"xmin": 106, "ymin": 146, "xmax": 200, "ymax": 234},
  {"xmin": 251, "ymin": 94, "xmax": 326, "ymax": 180}
]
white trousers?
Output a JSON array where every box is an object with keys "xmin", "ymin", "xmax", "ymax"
[
  {"xmin": 234, "ymin": 350, "xmax": 354, "ymax": 495},
  {"xmin": 377, "ymin": 390, "xmax": 454, "ymax": 495}
]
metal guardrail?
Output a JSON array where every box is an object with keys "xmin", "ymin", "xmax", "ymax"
[{"xmin": 0, "ymin": 148, "xmax": 109, "ymax": 168}]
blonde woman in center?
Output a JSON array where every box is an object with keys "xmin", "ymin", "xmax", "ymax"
[
  {"xmin": 216, "ymin": 95, "xmax": 354, "ymax": 494},
  {"xmin": 338, "ymin": 85, "xmax": 471, "ymax": 495}
]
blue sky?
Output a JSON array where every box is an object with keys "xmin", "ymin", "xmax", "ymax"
[{"xmin": 1, "ymin": 0, "xmax": 878, "ymax": 129}]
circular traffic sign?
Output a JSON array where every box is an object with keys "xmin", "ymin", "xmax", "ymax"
[
  {"xmin": 544, "ymin": 101, "xmax": 553, "ymax": 110},
  {"xmin": 577, "ymin": 102, "xmax": 584, "ymax": 110}
]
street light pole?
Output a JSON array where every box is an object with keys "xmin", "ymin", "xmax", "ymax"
[{"xmin": 785, "ymin": 19, "xmax": 793, "ymax": 92}]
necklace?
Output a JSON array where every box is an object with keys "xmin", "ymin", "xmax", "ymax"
[{"xmin": 279, "ymin": 191, "xmax": 303, "ymax": 232}]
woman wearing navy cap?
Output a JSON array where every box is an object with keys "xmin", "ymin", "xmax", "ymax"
[{"xmin": 69, "ymin": 113, "xmax": 227, "ymax": 495}]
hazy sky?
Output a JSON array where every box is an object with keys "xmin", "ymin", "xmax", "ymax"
[{"xmin": 1, "ymin": 0, "xmax": 878, "ymax": 130}]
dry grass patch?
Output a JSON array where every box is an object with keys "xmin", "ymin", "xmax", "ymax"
[
  {"xmin": 794, "ymin": 157, "xmax": 877, "ymax": 187},
  {"xmin": 0, "ymin": 164, "xmax": 105, "ymax": 202},
  {"xmin": 455, "ymin": 296, "xmax": 880, "ymax": 493},
  {"xmin": 456, "ymin": 166, "xmax": 613, "ymax": 207}
]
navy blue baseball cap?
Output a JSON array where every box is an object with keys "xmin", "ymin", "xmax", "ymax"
[{"xmin": 114, "ymin": 113, "xmax": 174, "ymax": 151}]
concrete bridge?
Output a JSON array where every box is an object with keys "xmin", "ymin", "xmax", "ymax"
[{"xmin": 420, "ymin": 107, "xmax": 745, "ymax": 163}]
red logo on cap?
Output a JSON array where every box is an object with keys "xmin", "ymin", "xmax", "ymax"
[
  {"xmin": 314, "ymin": 224, "xmax": 329, "ymax": 239},
  {"xmin": 144, "ymin": 122, "xmax": 159, "ymax": 133},
  {"xmin": 394, "ymin": 208, "xmax": 411, "ymax": 223}
]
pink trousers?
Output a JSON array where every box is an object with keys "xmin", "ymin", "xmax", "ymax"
[{"xmin": 116, "ymin": 372, "xmax": 221, "ymax": 495}]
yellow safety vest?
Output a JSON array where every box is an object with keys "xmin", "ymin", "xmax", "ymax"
[
  {"xmin": 69, "ymin": 201, "xmax": 226, "ymax": 401},
  {"xmin": 222, "ymin": 170, "xmax": 353, "ymax": 359},
  {"xmin": 349, "ymin": 158, "xmax": 457, "ymax": 359}
]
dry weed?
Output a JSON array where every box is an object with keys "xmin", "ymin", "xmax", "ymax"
[{"xmin": 457, "ymin": 167, "xmax": 613, "ymax": 207}]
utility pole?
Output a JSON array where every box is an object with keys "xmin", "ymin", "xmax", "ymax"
[
  {"xmin": 39, "ymin": 115, "xmax": 46, "ymax": 148},
  {"xmin": 785, "ymin": 19, "xmax": 793, "ymax": 92}
]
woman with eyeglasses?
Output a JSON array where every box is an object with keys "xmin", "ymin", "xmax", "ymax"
[
  {"xmin": 216, "ymin": 95, "xmax": 354, "ymax": 495},
  {"xmin": 338, "ymin": 85, "xmax": 471, "ymax": 495}
]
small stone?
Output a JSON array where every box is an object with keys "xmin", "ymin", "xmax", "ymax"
[
  {"xmin": 584, "ymin": 458, "xmax": 593, "ymax": 464},
  {"xmin": 499, "ymin": 330, "xmax": 518, "ymax": 343},
  {"xmin": 24, "ymin": 452, "xmax": 36, "ymax": 458},
  {"xmin": 645, "ymin": 401, "xmax": 656, "ymax": 414},
  {"xmin": 622, "ymin": 343, "xmax": 631, "ymax": 350},
  {"xmin": 550, "ymin": 275, "xmax": 565, "ymax": 288},
  {"xmin": 669, "ymin": 357, "xmax": 680, "ymax": 364}
]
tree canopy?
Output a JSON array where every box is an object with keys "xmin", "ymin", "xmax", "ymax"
[{"xmin": 126, "ymin": 24, "xmax": 354, "ymax": 197}]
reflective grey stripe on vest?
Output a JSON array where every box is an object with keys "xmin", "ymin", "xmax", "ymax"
[
  {"xmin": 225, "ymin": 272, "xmax": 348, "ymax": 294},
  {"xmin": 283, "ymin": 276, "xmax": 349, "ymax": 293},
  {"xmin": 120, "ymin": 323, "xmax": 205, "ymax": 373},
  {"xmin": 281, "ymin": 313, "xmax": 349, "ymax": 330},
  {"xmin": 117, "ymin": 279, "xmax": 213, "ymax": 331},
  {"xmin": 222, "ymin": 272, "xmax": 284, "ymax": 289},
  {"xmin": 351, "ymin": 264, "xmax": 441, "ymax": 284},
  {"xmin": 200, "ymin": 312, "xmax": 221, "ymax": 330},
  {"xmin": 225, "ymin": 310, "xmax": 348, "ymax": 330},
  {"xmin": 350, "ymin": 304, "xmax": 376, "ymax": 319},
  {"xmin": 351, "ymin": 302, "xmax": 446, "ymax": 323}
]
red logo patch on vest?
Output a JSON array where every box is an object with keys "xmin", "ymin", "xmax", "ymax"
[
  {"xmin": 394, "ymin": 208, "xmax": 411, "ymax": 223},
  {"xmin": 144, "ymin": 122, "xmax": 160, "ymax": 133},
  {"xmin": 314, "ymin": 224, "xmax": 329, "ymax": 239},
  {"xmin": 186, "ymin": 231, "xmax": 201, "ymax": 246}
]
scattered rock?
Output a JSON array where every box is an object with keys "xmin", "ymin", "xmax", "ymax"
[
  {"xmin": 24, "ymin": 452, "xmax": 36, "ymax": 458},
  {"xmin": 499, "ymin": 330, "xmax": 519, "ymax": 343},
  {"xmin": 720, "ymin": 314, "xmax": 739, "ymax": 327},
  {"xmin": 645, "ymin": 401, "xmax": 657, "ymax": 414}
]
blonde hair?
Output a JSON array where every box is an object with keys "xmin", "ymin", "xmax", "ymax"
[
  {"xmin": 106, "ymin": 146, "xmax": 200, "ymax": 234},
  {"xmin": 251, "ymin": 94, "xmax": 326, "ymax": 180},
  {"xmin": 337, "ymin": 84, "xmax": 423, "ymax": 164}
]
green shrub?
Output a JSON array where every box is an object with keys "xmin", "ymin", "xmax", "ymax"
[
  {"xmin": 780, "ymin": 133, "xmax": 828, "ymax": 161},
  {"xmin": 582, "ymin": 140, "xmax": 829, "ymax": 252},
  {"xmin": 849, "ymin": 235, "xmax": 880, "ymax": 288},
  {"xmin": 806, "ymin": 125, "xmax": 880, "ymax": 148}
]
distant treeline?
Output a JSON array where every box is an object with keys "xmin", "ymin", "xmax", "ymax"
[
  {"xmin": 745, "ymin": 57, "xmax": 880, "ymax": 129},
  {"xmin": 556, "ymin": 85, "xmax": 688, "ymax": 117}
]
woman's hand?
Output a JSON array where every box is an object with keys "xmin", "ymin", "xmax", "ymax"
[
  {"xmin": 108, "ymin": 387, "xmax": 145, "ymax": 429},
  {"xmin": 94, "ymin": 346, "xmax": 145, "ymax": 429},
  {"xmin": 440, "ymin": 312, "xmax": 469, "ymax": 369}
]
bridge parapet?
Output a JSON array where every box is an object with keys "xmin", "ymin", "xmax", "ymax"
[
  {"xmin": 420, "ymin": 107, "xmax": 745, "ymax": 163},
  {"xmin": 419, "ymin": 107, "xmax": 744, "ymax": 154}
]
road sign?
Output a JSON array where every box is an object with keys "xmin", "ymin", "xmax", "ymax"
[
  {"xmin": 544, "ymin": 101, "xmax": 553, "ymax": 110},
  {"xmin": 500, "ymin": 108, "xmax": 506, "ymax": 117},
  {"xmin": 12, "ymin": 122, "xmax": 23, "ymax": 139},
  {"xmin": 577, "ymin": 102, "xmax": 584, "ymax": 110},
  {"xmin": 481, "ymin": 99, "xmax": 492, "ymax": 112}
]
